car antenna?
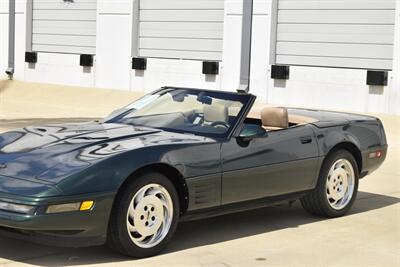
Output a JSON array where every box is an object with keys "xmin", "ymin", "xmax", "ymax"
[{"xmin": 237, "ymin": 0, "xmax": 253, "ymax": 94}]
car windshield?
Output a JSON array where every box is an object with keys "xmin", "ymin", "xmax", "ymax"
[{"xmin": 107, "ymin": 88, "xmax": 251, "ymax": 137}]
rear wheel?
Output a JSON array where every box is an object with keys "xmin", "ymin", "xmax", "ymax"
[
  {"xmin": 301, "ymin": 150, "xmax": 359, "ymax": 217},
  {"xmin": 107, "ymin": 171, "xmax": 179, "ymax": 258}
]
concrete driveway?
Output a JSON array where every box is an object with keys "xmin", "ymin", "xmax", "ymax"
[{"xmin": 0, "ymin": 81, "xmax": 399, "ymax": 266}]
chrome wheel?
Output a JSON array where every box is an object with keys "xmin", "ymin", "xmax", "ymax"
[
  {"xmin": 326, "ymin": 159, "xmax": 355, "ymax": 210},
  {"xmin": 126, "ymin": 183, "xmax": 174, "ymax": 248}
]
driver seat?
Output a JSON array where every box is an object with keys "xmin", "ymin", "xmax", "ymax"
[
  {"xmin": 261, "ymin": 107, "xmax": 289, "ymax": 131},
  {"xmin": 203, "ymin": 104, "xmax": 228, "ymax": 125}
]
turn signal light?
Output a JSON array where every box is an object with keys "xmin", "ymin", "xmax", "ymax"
[{"xmin": 80, "ymin": 201, "xmax": 94, "ymax": 211}]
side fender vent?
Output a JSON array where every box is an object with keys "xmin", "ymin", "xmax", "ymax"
[{"xmin": 186, "ymin": 175, "xmax": 221, "ymax": 210}]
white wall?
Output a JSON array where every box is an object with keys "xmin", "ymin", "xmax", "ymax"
[
  {"xmin": 14, "ymin": 0, "xmax": 27, "ymax": 81},
  {"xmin": 95, "ymin": 0, "xmax": 132, "ymax": 90},
  {"xmin": 24, "ymin": 53, "xmax": 95, "ymax": 87},
  {"xmin": 391, "ymin": 0, "xmax": 400, "ymax": 114},
  {"xmin": 130, "ymin": 58, "xmax": 222, "ymax": 93},
  {"xmin": 249, "ymin": 0, "xmax": 271, "ymax": 103},
  {"xmin": 220, "ymin": 0, "xmax": 242, "ymax": 92},
  {"xmin": 0, "ymin": 1, "xmax": 9, "ymax": 80},
  {"xmin": 2, "ymin": 0, "xmax": 400, "ymax": 115}
]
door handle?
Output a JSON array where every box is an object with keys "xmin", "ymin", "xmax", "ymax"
[{"xmin": 300, "ymin": 136, "xmax": 312, "ymax": 144}]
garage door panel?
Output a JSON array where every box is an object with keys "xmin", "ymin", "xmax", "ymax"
[
  {"xmin": 276, "ymin": 55, "xmax": 393, "ymax": 70},
  {"xmin": 139, "ymin": 49, "xmax": 222, "ymax": 61},
  {"xmin": 33, "ymin": 0, "xmax": 97, "ymax": 10},
  {"xmin": 277, "ymin": 24, "xmax": 394, "ymax": 43},
  {"xmin": 278, "ymin": 10, "xmax": 395, "ymax": 25},
  {"xmin": 140, "ymin": 0, "xmax": 224, "ymax": 10},
  {"xmin": 32, "ymin": 44, "xmax": 95, "ymax": 54},
  {"xmin": 279, "ymin": 0, "xmax": 395, "ymax": 10},
  {"xmin": 33, "ymin": 34, "xmax": 96, "ymax": 47},
  {"xmin": 33, "ymin": 10, "xmax": 96, "ymax": 21},
  {"xmin": 138, "ymin": 0, "xmax": 224, "ymax": 61},
  {"xmin": 275, "ymin": 0, "xmax": 395, "ymax": 70},
  {"xmin": 33, "ymin": 20, "xmax": 96, "ymax": 36},
  {"xmin": 140, "ymin": 38, "xmax": 222, "ymax": 52},
  {"xmin": 31, "ymin": 0, "xmax": 97, "ymax": 54},
  {"xmin": 140, "ymin": 22, "xmax": 223, "ymax": 39},
  {"xmin": 140, "ymin": 10, "xmax": 224, "ymax": 23},
  {"xmin": 277, "ymin": 33, "xmax": 393, "ymax": 45},
  {"xmin": 277, "ymin": 42, "xmax": 393, "ymax": 60},
  {"xmin": 277, "ymin": 24, "xmax": 394, "ymax": 44}
]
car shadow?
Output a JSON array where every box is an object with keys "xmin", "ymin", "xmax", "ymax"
[{"xmin": 0, "ymin": 191, "xmax": 397, "ymax": 266}]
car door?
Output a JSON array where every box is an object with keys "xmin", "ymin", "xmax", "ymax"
[{"xmin": 221, "ymin": 124, "xmax": 319, "ymax": 205}]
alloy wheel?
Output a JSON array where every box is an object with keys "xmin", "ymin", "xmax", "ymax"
[
  {"xmin": 126, "ymin": 183, "xmax": 174, "ymax": 248},
  {"xmin": 326, "ymin": 159, "xmax": 355, "ymax": 210}
]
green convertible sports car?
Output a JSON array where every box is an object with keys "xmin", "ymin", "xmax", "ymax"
[{"xmin": 0, "ymin": 87, "xmax": 387, "ymax": 257}]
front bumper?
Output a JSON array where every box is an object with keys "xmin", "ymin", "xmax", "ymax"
[{"xmin": 0, "ymin": 191, "xmax": 115, "ymax": 247}]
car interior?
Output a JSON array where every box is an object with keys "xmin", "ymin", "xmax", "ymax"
[{"xmin": 244, "ymin": 106, "xmax": 318, "ymax": 131}]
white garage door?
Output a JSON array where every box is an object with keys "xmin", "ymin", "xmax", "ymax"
[
  {"xmin": 31, "ymin": 0, "xmax": 97, "ymax": 54},
  {"xmin": 275, "ymin": 0, "xmax": 396, "ymax": 70},
  {"xmin": 138, "ymin": 0, "xmax": 224, "ymax": 61}
]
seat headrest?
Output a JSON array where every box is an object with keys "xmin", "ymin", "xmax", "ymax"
[
  {"xmin": 203, "ymin": 105, "xmax": 228, "ymax": 123},
  {"xmin": 261, "ymin": 107, "xmax": 289, "ymax": 129}
]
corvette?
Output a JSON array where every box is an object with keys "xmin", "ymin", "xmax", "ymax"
[{"xmin": 0, "ymin": 87, "xmax": 387, "ymax": 257}]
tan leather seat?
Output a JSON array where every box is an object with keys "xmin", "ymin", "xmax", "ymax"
[
  {"xmin": 203, "ymin": 104, "xmax": 228, "ymax": 123},
  {"xmin": 261, "ymin": 107, "xmax": 289, "ymax": 130}
]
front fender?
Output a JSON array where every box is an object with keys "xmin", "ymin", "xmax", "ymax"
[
  {"xmin": 54, "ymin": 141, "xmax": 221, "ymax": 195},
  {"xmin": 54, "ymin": 145, "xmax": 183, "ymax": 195}
]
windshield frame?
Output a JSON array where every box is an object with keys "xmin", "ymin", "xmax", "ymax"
[{"xmin": 106, "ymin": 87, "xmax": 255, "ymax": 139}]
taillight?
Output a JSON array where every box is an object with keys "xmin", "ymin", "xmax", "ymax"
[{"xmin": 369, "ymin": 151, "xmax": 383, "ymax": 159}]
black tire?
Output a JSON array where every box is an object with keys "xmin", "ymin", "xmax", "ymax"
[
  {"xmin": 107, "ymin": 171, "xmax": 179, "ymax": 258},
  {"xmin": 301, "ymin": 149, "xmax": 359, "ymax": 218}
]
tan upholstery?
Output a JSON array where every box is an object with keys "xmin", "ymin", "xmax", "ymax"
[
  {"xmin": 247, "ymin": 104, "xmax": 274, "ymax": 119},
  {"xmin": 203, "ymin": 104, "xmax": 228, "ymax": 123},
  {"xmin": 248, "ymin": 104, "xmax": 317, "ymax": 128},
  {"xmin": 261, "ymin": 107, "xmax": 289, "ymax": 130}
]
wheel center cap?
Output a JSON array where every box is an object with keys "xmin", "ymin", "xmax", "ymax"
[
  {"xmin": 133, "ymin": 195, "xmax": 164, "ymax": 237},
  {"xmin": 329, "ymin": 169, "xmax": 348, "ymax": 198}
]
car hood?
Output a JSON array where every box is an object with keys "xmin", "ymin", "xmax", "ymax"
[{"xmin": 0, "ymin": 122, "xmax": 209, "ymax": 184}]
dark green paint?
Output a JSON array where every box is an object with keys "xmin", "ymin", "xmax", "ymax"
[{"xmin": 0, "ymin": 88, "xmax": 387, "ymax": 247}]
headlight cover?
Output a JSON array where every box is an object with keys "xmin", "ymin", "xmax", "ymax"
[
  {"xmin": 46, "ymin": 200, "xmax": 94, "ymax": 214},
  {"xmin": 0, "ymin": 201, "xmax": 36, "ymax": 215}
]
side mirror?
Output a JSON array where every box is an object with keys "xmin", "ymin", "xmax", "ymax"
[{"xmin": 238, "ymin": 124, "xmax": 267, "ymax": 142}]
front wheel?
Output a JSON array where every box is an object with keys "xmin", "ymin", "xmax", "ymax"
[
  {"xmin": 107, "ymin": 171, "xmax": 179, "ymax": 258},
  {"xmin": 301, "ymin": 150, "xmax": 359, "ymax": 217}
]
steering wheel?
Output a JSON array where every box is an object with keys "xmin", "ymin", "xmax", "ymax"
[{"xmin": 211, "ymin": 121, "xmax": 230, "ymax": 129}]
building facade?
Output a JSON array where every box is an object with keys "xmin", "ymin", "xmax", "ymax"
[{"xmin": 1, "ymin": 0, "xmax": 399, "ymax": 114}]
